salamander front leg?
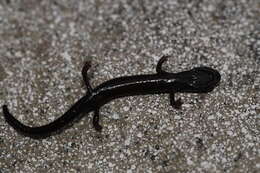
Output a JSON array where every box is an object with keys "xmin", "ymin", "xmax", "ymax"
[
  {"xmin": 82, "ymin": 61, "xmax": 93, "ymax": 94},
  {"xmin": 156, "ymin": 55, "xmax": 170, "ymax": 74},
  {"xmin": 93, "ymin": 109, "xmax": 102, "ymax": 132},
  {"xmin": 170, "ymin": 93, "xmax": 183, "ymax": 109}
]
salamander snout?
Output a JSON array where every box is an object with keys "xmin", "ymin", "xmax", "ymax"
[{"xmin": 190, "ymin": 67, "xmax": 221, "ymax": 92}]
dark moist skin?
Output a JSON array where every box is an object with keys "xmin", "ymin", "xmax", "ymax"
[{"xmin": 2, "ymin": 56, "xmax": 221, "ymax": 138}]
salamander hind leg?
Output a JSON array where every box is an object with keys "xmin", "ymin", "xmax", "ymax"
[
  {"xmin": 170, "ymin": 93, "xmax": 183, "ymax": 109},
  {"xmin": 156, "ymin": 55, "xmax": 170, "ymax": 74},
  {"xmin": 93, "ymin": 109, "xmax": 102, "ymax": 132},
  {"xmin": 81, "ymin": 61, "xmax": 93, "ymax": 93}
]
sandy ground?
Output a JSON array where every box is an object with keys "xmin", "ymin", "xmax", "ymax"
[{"xmin": 0, "ymin": 0, "xmax": 259, "ymax": 172}]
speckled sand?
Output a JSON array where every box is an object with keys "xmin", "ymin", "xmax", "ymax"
[{"xmin": 0, "ymin": 0, "xmax": 259, "ymax": 172}]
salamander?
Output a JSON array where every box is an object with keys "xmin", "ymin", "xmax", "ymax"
[{"xmin": 2, "ymin": 56, "xmax": 221, "ymax": 138}]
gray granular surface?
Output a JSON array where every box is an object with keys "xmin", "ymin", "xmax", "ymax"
[{"xmin": 0, "ymin": 0, "xmax": 259, "ymax": 172}]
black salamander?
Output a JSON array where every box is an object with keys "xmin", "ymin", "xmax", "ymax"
[{"xmin": 2, "ymin": 56, "xmax": 221, "ymax": 138}]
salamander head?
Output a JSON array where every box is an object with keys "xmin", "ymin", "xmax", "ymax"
[{"xmin": 174, "ymin": 67, "xmax": 221, "ymax": 93}]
